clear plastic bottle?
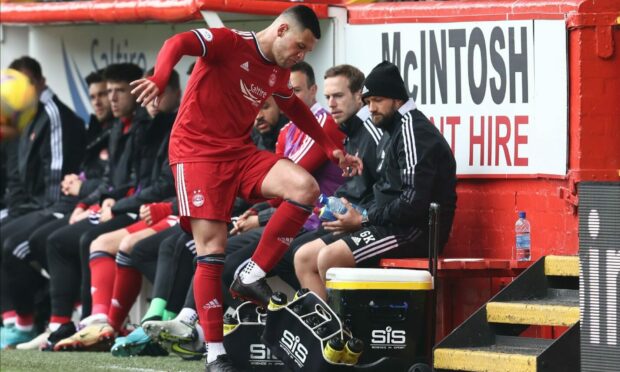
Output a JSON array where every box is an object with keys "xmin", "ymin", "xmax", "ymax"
[
  {"xmin": 317, "ymin": 194, "xmax": 367, "ymax": 222},
  {"xmin": 515, "ymin": 211, "xmax": 531, "ymax": 261}
]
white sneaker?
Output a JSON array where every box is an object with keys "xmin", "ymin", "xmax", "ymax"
[
  {"xmin": 78, "ymin": 313, "xmax": 108, "ymax": 329},
  {"xmin": 16, "ymin": 330, "xmax": 51, "ymax": 350}
]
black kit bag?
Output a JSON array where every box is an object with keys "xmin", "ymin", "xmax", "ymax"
[
  {"xmin": 223, "ymin": 301, "xmax": 288, "ymax": 371},
  {"xmin": 262, "ymin": 291, "xmax": 355, "ymax": 372}
]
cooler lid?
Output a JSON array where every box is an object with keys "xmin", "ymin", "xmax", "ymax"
[{"xmin": 325, "ymin": 268, "xmax": 433, "ymax": 290}]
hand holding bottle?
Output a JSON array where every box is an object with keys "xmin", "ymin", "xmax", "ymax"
[{"xmin": 320, "ymin": 196, "xmax": 367, "ymax": 234}]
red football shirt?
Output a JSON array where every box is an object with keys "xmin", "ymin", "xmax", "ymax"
[{"xmin": 166, "ymin": 28, "xmax": 294, "ymax": 164}]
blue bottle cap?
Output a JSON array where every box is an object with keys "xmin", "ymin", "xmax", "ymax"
[
  {"xmin": 518, "ymin": 211, "xmax": 526, "ymax": 218},
  {"xmin": 318, "ymin": 194, "xmax": 328, "ymax": 205}
]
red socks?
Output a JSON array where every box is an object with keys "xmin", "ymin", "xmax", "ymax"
[
  {"xmin": 251, "ymin": 200, "xmax": 311, "ymax": 271},
  {"xmin": 194, "ymin": 255, "xmax": 225, "ymax": 342},
  {"xmin": 108, "ymin": 253, "xmax": 142, "ymax": 331},
  {"xmin": 89, "ymin": 252, "xmax": 116, "ymax": 316}
]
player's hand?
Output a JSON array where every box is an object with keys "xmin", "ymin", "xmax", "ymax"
[
  {"xmin": 99, "ymin": 207, "xmax": 114, "ymax": 223},
  {"xmin": 130, "ymin": 78, "xmax": 160, "ymax": 108},
  {"xmin": 69, "ymin": 207, "xmax": 88, "ymax": 225},
  {"xmin": 98, "ymin": 198, "xmax": 115, "ymax": 223},
  {"xmin": 139, "ymin": 204, "xmax": 152, "ymax": 225},
  {"xmin": 322, "ymin": 198, "xmax": 363, "ymax": 233},
  {"xmin": 333, "ymin": 150, "xmax": 363, "ymax": 177},
  {"xmin": 230, "ymin": 215, "xmax": 259, "ymax": 235}
]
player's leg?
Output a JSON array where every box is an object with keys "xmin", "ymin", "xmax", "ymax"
[
  {"xmin": 294, "ymin": 237, "xmax": 331, "ymax": 300},
  {"xmin": 232, "ymin": 155, "xmax": 319, "ymax": 305},
  {"xmin": 88, "ymin": 227, "xmax": 131, "ymax": 319},
  {"xmin": 173, "ymin": 160, "xmax": 239, "ymax": 368}
]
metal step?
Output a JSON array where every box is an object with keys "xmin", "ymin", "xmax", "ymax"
[
  {"xmin": 487, "ymin": 289, "xmax": 579, "ymax": 326},
  {"xmin": 434, "ymin": 336, "xmax": 552, "ymax": 372},
  {"xmin": 544, "ymin": 255, "xmax": 579, "ymax": 277}
]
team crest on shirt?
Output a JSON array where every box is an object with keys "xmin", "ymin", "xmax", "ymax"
[
  {"xmin": 197, "ymin": 28, "xmax": 213, "ymax": 42},
  {"xmin": 268, "ymin": 73, "xmax": 277, "ymax": 87},
  {"xmin": 192, "ymin": 190, "xmax": 205, "ymax": 207}
]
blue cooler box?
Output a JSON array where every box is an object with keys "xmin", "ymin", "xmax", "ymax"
[{"xmin": 326, "ymin": 268, "xmax": 433, "ymax": 369}]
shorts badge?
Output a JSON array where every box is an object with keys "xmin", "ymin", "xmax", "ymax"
[{"xmin": 192, "ymin": 190, "xmax": 205, "ymax": 207}]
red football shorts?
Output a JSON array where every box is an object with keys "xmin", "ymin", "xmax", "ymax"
[
  {"xmin": 172, "ymin": 149, "xmax": 282, "ymax": 230},
  {"xmin": 124, "ymin": 215, "xmax": 180, "ymax": 234}
]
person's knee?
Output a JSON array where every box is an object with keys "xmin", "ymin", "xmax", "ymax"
[
  {"xmin": 294, "ymin": 244, "xmax": 315, "ymax": 273},
  {"xmin": 317, "ymin": 244, "xmax": 351, "ymax": 275},
  {"xmin": 90, "ymin": 234, "xmax": 118, "ymax": 255},
  {"xmin": 118, "ymin": 235, "xmax": 136, "ymax": 254},
  {"xmin": 284, "ymin": 173, "xmax": 319, "ymax": 204}
]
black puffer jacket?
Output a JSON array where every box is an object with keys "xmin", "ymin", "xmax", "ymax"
[{"xmin": 367, "ymin": 99, "xmax": 457, "ymax": 248}]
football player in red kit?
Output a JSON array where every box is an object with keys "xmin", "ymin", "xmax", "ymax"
[{"xmin": 130, "ymin": 5, "xmax": 361, "ymax": 371}]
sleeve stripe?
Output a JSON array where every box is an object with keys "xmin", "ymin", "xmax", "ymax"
[
  {"xmin": 401, "ymin": 113, "xmax": 417, "ymax": 203},
  {"xmin": 45, "ymin": 99, "xmax": 63, "ymax": 202},
  {"xmin": 191, "ymin": 29, "xmax": 207, "ymax": 57},
  {"xmin": 363, "ymin": 118, "xmax": 382, "ymax": 145}
]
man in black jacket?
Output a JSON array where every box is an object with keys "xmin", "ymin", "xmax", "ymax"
[
  {"xmin": 295, "ymin": 61, "xmax": 457, "ymax": 300},
  {"xmin": 0, "ymin": 56, "xmax": 86, "ymax": 349}
]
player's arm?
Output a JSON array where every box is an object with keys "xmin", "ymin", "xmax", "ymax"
[
  {"xmin": 131, "ymin": 31, "xmax": 205, "ymax": 106},
  {"xmin": 293, "ymin": 115, "xmax": 345, "ymax": 173},
  {"xmin": 274, "ymin": 95, "xmax": 362, "ymax": 175}
]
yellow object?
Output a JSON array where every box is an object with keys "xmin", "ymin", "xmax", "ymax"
[
  {"xmin": 544, "ymin": 255, "xmax": 579, "ymax": 277},
  {"xmin": 434, "ymin": 348, "xmax": 537, "ymax": 372},
  {"xmin": 487, "ymin": 302, "xmax": 579, "ymax": 326},
  {"xmin": 326, "ymin": 280, "xmax": 432, "ymax": 291},
  {"xmin": 341, "ymin": 339, "xmax": 363, "ymax": 365},
  {"xmin": 1, "ymin": 68, "xmax": 37, "ymax": 132},
  {"xmin": 223, "ymin": 323, "xmax": 238, "ymax": 335},
  {"xmin": 323, "ymin": 337, "xmax": 345, "ymax": 363}
]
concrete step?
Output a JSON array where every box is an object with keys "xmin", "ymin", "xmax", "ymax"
[
  {"xmin": 544, "ymin": 255, "xmax": 579, "ymax": 277},
  {"xmin": 486, "ymin": 289, "xmax": 579, "ymax": 326},
  {"xmin": 434, "ymin": 336, "xmax": 552, "ymax": 372}
]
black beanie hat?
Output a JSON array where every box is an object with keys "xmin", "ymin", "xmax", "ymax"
[{"xmin": 362, "ymin": 61, "xmax": 409, "ymax": 101}]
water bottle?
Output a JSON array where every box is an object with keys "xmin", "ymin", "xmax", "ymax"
[
  {"xmin": 317, "ymin": 194, "xmax": 367, "ymax": 222},
  {"xmin": 341, "ymin": 337, "xmax": 364, "ymax": 365},
  {"xmin": 267, "ymin": 292, "xmax": 288, "ymax": 311},
  {"xmin": 515, "ymin": 211, "xmax": 531, "ymax": 261},
  {"xmin": 323, "ymin": 336, "xmax": 345, "ymax": 363}
]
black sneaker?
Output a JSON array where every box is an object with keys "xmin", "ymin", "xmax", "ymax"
[
  {"xmin": 229, "ymin": 277, "xmax": 272, "ymax": 307},
  {"xmin": 42, "ymin": 322, "xmax": 77, "ymax": 351},
  {"xmin": 205, "ymin": 354, "xmax": 238, "ymax": 372}
]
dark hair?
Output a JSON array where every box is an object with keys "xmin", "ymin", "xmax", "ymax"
[
  {"xmin": 291, "ymin": 61, "xmax": 315, "ymax": 87},
  {"xmin": 146, "ymin": 67, "xmax": 180, "ymax": 91},
  {"xmin": 9, "ymin": 56, "xmax": 43, "ymax": 81},
  {"xmin": 324, "ymin": 64, "xmax": 365, "ymax": 93},
  {"xmin": 283, "ymin": 5, "xmax": 321, "ymax": 39},
  {"xmin": 85, "ymin": 69, "xmax": 105, "ymax": 86},
  {"xmin": 103, "ymin": 63, "xmax": 143, "ymax": 84}
]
